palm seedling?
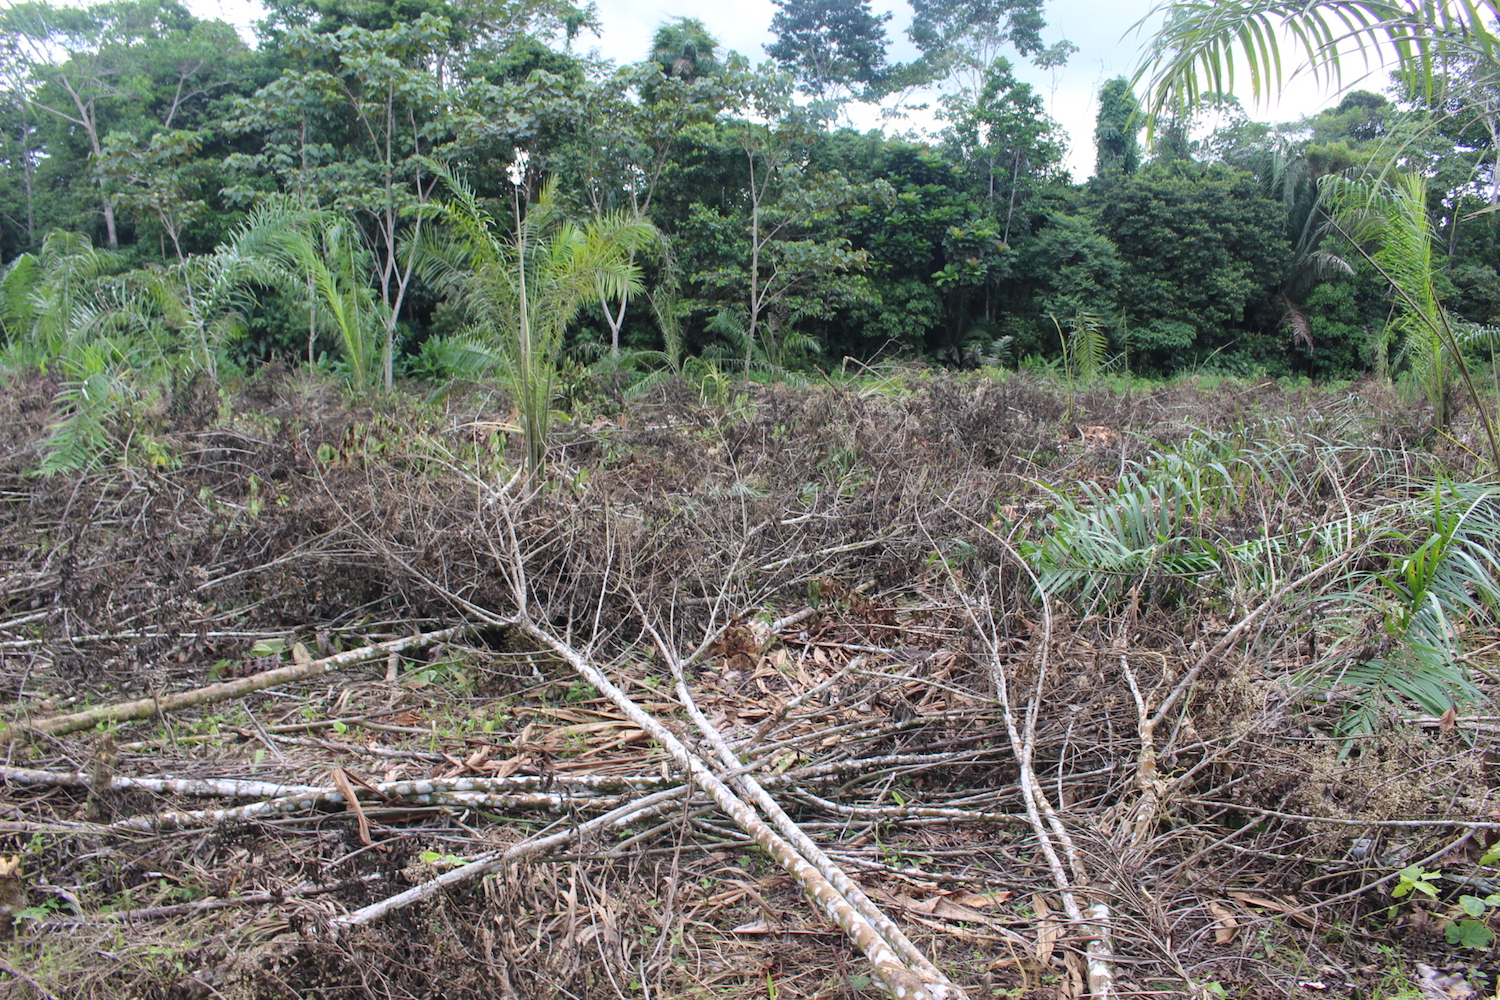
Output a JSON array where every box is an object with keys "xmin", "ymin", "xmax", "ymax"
[
  {"xmin": 1025, "ymin": 421, "xmax": 1499, "ymax": 734},
  {"xmin": 1311, "ymin": 478, "xmax": 1500, "ymax": 735},
  {"xmin": 1050, "ymin": 308, "xmax": 1109, "ymax": 423},
  {"xmin": 0, "ymin": 230, "xmax": 123, "ymax": 367}
]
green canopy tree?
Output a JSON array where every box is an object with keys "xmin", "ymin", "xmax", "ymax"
[
  {"xmin": 905, "ymin": 0, "xmax": 1074, "ymax": 97},
  {"xmin": 230, "ymin": 13, "xmax": 453, "ymax": 387},
  {"xmin": 648, "ymin": 17, "xmax": 723, "ymax": 84},
  {"xmin": 765, "ymin": 0, "xmax": 892, "ymax": 101},
  {"xmin": 1090, "ymin": 162, "xmax": 1291, "ymax": 372},
  {"xmin": 0, "ymin": 0, "xmax": 254, "ymax": 250},
  {"xmin": 1094, "ymin": 77, "xmax": 1141, "ymax": 176},
  {"xmin": 941, "ymin": 58, "xmax": 1063, "ymax": 241}
]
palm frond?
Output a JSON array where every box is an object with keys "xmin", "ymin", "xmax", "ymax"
[{"xmin": 1135, "ymin": 0, "xmax": 1500, "ymax": 122}]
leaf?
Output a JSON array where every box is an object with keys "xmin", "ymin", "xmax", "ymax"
[
  {"xmin": 1032, "ymin": 893, "xmax": 1060, "ymax": 965},
  {"xmin": 1458, "ymin": 895, "xmax": 1488, "ymax": 918},
  {"xmin": 1445, "ymin": 917, "xmax": 1495, "ymax": 950},
  {"xmin": 1207, "ymin": 900, "xmax": 1240, "ymax": 944},
  {"xmin": 1226, "ymin": 891, "xmax": 1317, "ymax": 927}
]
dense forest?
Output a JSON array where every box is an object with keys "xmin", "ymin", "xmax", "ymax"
[{"xmin": 1, "ymin": 0, "xmax": 1497, "ymax": 407}]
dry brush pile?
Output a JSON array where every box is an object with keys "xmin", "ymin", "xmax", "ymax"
[{"xmin": 0, "ymin": 367, "xmax": 1497, "ymax": 1000}]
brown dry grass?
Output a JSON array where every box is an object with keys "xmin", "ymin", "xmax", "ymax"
[{"xmin": 0, "ymin": 366, "xmax": 1495, "ymax": 1000}]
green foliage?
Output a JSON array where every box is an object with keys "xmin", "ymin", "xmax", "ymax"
[
  {"xmin": 1095, "ymin": 77, "xmax": 1141, "ymax": 176},
  {"xmin": 0, "ymin": 1, "xmax": 255, "ymax": 250},
  {"xmin": 1324, "ymin": 171, "xmax": 1500, "ymax": 469},
  {"xmin": 1327, "ymin": 479, "xmax": 1499, "ymax": 734},
  {"xmin": 1389, "ymin": 860, "xmax": 1500, "ymax": 951},
  {"xmin": 648, "ymin": 17, "xmax": 723, "ymax": 83},
  {"xmin": 766, "ymin": 0, "xmax": 892, "ymax": 100},
  {"xmin": 0, "ymin": 231, "xmax": 124, "ymax": 365},
  {"xmin": 4, "ymin": 0, "xmax": 1500, "ymax": 389},
  {"xmin": 1053, "ymin": 309, "xmax": 1109, "ymax": 382},
  {"xmin": 1325, "ymin": 173, "xmax": 1448, "ymax": 419},
  {"xmin": 905, "ymin": 0, "xmax": 1072, "ymax": 96},
  {"xmin": 1022, "ymin": 427, "xmax": 1498, "ymax": 731},
  {"xmin": 422, "ymin": 161, "xmax": 656, "ymax": 472},
  {"xmin": 295, "ymin": 221, "xmax": 384, "ymax": 393},
  {"xmin": 1135, "ymin": 0, "xmax": 1500, "ymax": 123},
  {"xmin": 1090, "ymin": 163, "xmax": 1291, "ymax": 372},
  {"xmin": 1027, "ymin": 211, "xmax": 1122, "ymax": 329}
]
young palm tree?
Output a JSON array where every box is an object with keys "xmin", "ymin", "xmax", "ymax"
[
  {"xmin": 130, "ymin": 207, "xmax": 301, "ymax": 383},
  {"xmin": 0, "ymin": 230, "xmax": 122, "ymax": 366},
  {"xmin": 422, "ymin": 159, "xmax": 657, "ymax": 473},
  {"xmin": 282, "ymin": 220, "xmax": 384, "ymax": 394},
  {"xmin": 1323, "ymin": 171, "xmax": 1500, "ymax": 467}
]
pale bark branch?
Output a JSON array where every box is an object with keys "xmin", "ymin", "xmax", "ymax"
[
  {"xmin": 518, "ymin": 615, "xmax": 966, "ymax": 1000},
  {"xmin": 645, "ymin": 615, "xmax": 961, "ymax": 990},
  {"xmin": 1, "ymin": 626, "xmax": 473, "ymax": 744},
  {"xmin": 330, "ymin": 786, "xmax": 690, "ymax": 930}
]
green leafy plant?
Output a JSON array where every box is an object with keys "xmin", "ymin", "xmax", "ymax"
[
  {"xmin": 1053, "ymin": 309, "xmax": 1108, "ymax": 383},
  {"xmin": 1391, "ymin": 865, "xmax": 1443, "ymax": 900},
  {"xmin": 1390, "ymin": 851, "xmax": 1500, "ymax": 951},
  {"xmin": 1136, "ymin": 0, "xmax": 1498, "ymax": 125},
  {"xmin": 1051, "ymin": 309, "xmax": 1111, "ymax": 422},
  {"xmin": 1324, "ymin": 479, "xmax": 1499, "ymax": 734},
  {"xmin": 1449, "ymin": 893, "xmax": 1499, "ymax": 950},
  {"xmin": 417, "ymin": 850, "xmax": 466, "ymax": 867}
]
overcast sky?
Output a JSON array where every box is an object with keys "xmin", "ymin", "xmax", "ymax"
[{"xmin": 191, "ymin": 0, "xmax": 1356, "ymax": 176}]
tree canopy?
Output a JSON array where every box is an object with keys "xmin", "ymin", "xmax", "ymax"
[{"xmin": 0, "ymin": 0, "xmax": 1496, "ymax": 391}]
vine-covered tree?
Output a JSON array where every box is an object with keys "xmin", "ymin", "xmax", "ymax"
[{"xmin": 1094, "ymin": 77, "xmax": 1141, "ymax": 177}]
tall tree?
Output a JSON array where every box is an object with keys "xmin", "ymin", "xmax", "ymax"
[
  {"xmin": 648, "ymin": 18, "xmax": 723, "ymax": 84},
  {"xmin": 723, "ymin": 68, "xmax": 875, "ymax": 375},
  {"xmin": 940, "ymin": 58, "xmax": 1063, "ymax": 241},
  {"xmin": 1094, "ymin": 77, "xmax": 1141, "ymax": 176},
  {"xmin": 231, "ymin": 13, "xmax": 451, "ymax": 387},
  {"xmin": 0, "ymin": 0, "xmax": 246, "ymax": 249},
  {"xmin": 0, "ymin": 86, "xmax": 38, "ymax": 256},
  {"xmin": 765, "ymin": 0, "xmax": 892, "ymax": 101},
  {"xmin": 906, "ymin": 0, "xmax": 1074, "ymax": 97}
]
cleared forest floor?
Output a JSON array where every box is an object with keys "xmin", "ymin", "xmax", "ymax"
[{"xmin": 0, "ymin": 366, "xmax": 1496, "ymax": 1000}]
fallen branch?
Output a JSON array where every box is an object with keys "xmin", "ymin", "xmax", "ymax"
[
  {"xmin": 110, "ymin": 774, "xmax": 648, "ymax": 832},
  {"xmin": 40, "ymin": 875, "xmax": 382, "ymax": 926},
  {"xmin": 518, "ymin": 616, "xmax": 966, "ymax": 1000},
  {"xmin": 790, "ymin": 790, "xmax": 1032, "ymax": 826},
  {"xmin": 0, "ymin": 626, "xmax": 474, "ymax": 743},
  {"xmin": 943, "ymin": 510, "xmax": 1109, "ymax": 997},
  {"xmin": 330, "ymin": 785, "xmax": 690, "ymax": 930},
  {"xmin": 1084, "ymin": 903, "xmax": 1115, "ymax": 998},
  {"xmin": 346, "ymin": 491, "xmax": 966, "ymax": 998},
  {"xmin": 648, "ymin": 616, "xmax": 965, "ymax": 993},
  {"xmin": 0, "ymin": 766, "xmax": 323, "ymax": 799}
]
